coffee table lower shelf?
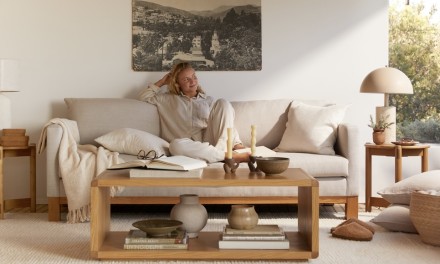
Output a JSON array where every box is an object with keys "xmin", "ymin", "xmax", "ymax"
[{"xmin": 93, "ymin": 231, "xmax": 315, "ymax": 260}]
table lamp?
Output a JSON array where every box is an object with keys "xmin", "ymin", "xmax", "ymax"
[
  {"xmin": 0, "ymin": 59, "xmax": 20, "ymax": 131},
  {"xmin": 360, "ymin": 67, "xmax": 413, "ymax": 143}
]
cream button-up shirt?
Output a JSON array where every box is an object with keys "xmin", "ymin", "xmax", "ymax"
[{"xmin": 138, "ymin": 84, "xmax": 215, "ymax": 143}]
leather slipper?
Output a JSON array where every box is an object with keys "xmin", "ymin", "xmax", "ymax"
[
  {"xmin": 330, "ymin": 218, "xmax": 375, "ymax": 234},
  {"xmin": 331, "ymin": 222, "xmax": 373, "ymax": 241}
]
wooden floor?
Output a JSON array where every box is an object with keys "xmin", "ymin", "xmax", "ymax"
[{"xmin": 6, "ymin": 203, "xmax": 382, "ymax": 214}]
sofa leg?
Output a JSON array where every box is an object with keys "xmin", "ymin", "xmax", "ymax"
[
  {"xmin": 48, "ymin": 197, "xmax": 61, "ymax": 222},
  {"xmin": 345, "ymin": 196, "xmax": 359, "ymax": 219}
]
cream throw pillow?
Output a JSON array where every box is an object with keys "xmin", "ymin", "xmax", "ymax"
[
  {"xmin": 95, "ymin": 128, "xmax": 170, "ymax": 156},
  {"xmin": 377, "ymin": 170, "xmax": 440, "ymax": 205},
  {"xmin": 275, "ymin": 102, "xmax": 348, "ymax": 155}
]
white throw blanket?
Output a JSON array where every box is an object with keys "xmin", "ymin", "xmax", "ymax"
[{"xmin": 37, "ymin": 118, "xmax": 120, "ymax": 223}]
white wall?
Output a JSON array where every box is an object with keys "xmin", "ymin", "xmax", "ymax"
[{"xmin": 1, "ymin": 0, "xmax": 397, "ymax": 204}]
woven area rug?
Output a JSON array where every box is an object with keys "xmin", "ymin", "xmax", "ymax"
[{"xmin": 0, "ymin": 207, "xmax": 439, "ymax": 264}]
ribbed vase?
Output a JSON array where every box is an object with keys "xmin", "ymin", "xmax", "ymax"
[{"xmin": 170, "ymin": 194, "xmax": 208, "ymax": 238}]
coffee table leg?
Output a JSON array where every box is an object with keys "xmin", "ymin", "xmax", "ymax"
[
  {"xmin": 90, "ymin": 185, "xmax": 110, "ymax": 258},
  {"xmin": 298, "ymin": 185, "xmax": 319, "ymax": 258}
]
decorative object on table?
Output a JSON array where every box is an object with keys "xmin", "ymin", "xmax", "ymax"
[
  {"xmin": 219, "ymin": 224, "xmax": 289, "ymax": 249},
  {"xmin": 368, "ymin": 114, "xmax": 394, "ymax": 145},
  {"xmin": 227, "ymin": 204, "xmax": 259, "ymax": 230},
  {"xmin": 255, "ymin": 157, "xmax": 289, "ymax": 175},
  {"xmin": 391, "ymin": 138, "xmax": 419, "ymax": 146},
  {"xmin": 0, "ymin": 59, "xmax": 19, "ymax": 131},
  {"xmin": 223, "ymin": 158, "xmax": 239, "ymax": 173},
  {"xmin": 410, "ymin": 190, "xmax": 440, "ymax": 246},
  {"xmin": 132, "ymin": 219, "xmax": 182, "ymax": 237},
  {"xmin": 360, "ymin": 66, "xmax": 413, "ymax": 143},
  {"xmin": 224, "ymin": 127, "xmax": 238, "ymax": 173},
  {"xmin": 0, "ymin": 128, "xmax": 29, "ymax": 147},
  {"xmin": 170, "ymin": 194, "xmax": 208, "ymax": 238}
]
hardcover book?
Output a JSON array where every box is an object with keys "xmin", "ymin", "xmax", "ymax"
[
  {"xmin": 125, "ymin": 229, "xmax": 187, "ymax": 244},
  {"xmin": 123, "ymin": 243, "xmax": 188, "ymax": 250},
  {"xmin": 218, "ymin": 239, "xmax": 290, "ymax": 249},
  {"xmin": 129, "ymin": 168, "xmax": 203, "ymax": 178},
  {"xmin": 109, "ymin": 155, "xmax": 207, "ymax": 171},
  {"xmin": 233, "ymin": 146, "xmax": 276, "ymax": 157},
  {"xmin": 224, "ymin": 225, "xmax": 283, "ymax": 235}
]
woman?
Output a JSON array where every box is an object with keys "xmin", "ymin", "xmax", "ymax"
[{"xmin": 138, "ymin": 62, "xmax": 249, "ymax": 163}]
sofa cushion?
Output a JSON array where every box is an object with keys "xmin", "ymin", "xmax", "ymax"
[
  {"xmin": 377, "ymin": 170, "xmax": 440, "ymax": 205},
  {"xmin": 275, "ymin": 102, "xmax": 348, "ymax": 155},
  {"xmin": 65, "ymin": 98, "xmax": 160, "ymax": 145},
  {"xmin": 95, "ymin": 128, "xmax": 170, "ymax": 156}
]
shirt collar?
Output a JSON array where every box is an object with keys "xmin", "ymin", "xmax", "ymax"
[{"xmin": 179, "ymin": 91, "xmax": 206, "ymax": 99}]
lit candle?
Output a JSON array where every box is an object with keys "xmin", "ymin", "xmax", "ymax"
[
  {"xmin": 227, "ymin": 128, "xmax": 233, "ymax": 159},
  {"xmin": 251, "ymin": 125, "xmax": 256, "ymax": 156}
]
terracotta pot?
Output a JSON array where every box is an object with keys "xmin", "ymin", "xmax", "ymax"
[
  {"xmin": 227, "ymin": 205, "xmax": 259, "ymax": 230},
  {"xmin": 373, "ymin": 130, "xmax": 385, "ymax": 145},
  {"xmin": 170, "ymin": 194, "xmax": 208, "ymax": 238}
]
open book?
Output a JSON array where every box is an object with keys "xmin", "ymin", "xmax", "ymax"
[
  {"xmin": 233, "ymin": 146, "xmax": 276, "ymax": 157},
  {"xmin": 109, "ymin": 155, "xmax": 207, "ymax": 171}
]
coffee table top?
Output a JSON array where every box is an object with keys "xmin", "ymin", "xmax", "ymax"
[{"xmin": 92, "ymin": 168, "xmax": 318, "ymax": 188}]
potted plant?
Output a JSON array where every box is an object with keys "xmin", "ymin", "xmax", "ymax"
[{"xmin": 368, "ymin": 114, "xmax": 394, "ymax": 145}]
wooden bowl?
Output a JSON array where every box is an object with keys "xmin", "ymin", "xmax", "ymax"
[{"xmin": 255, "ymin": 157, "xmax": 289, "ymax": 175}]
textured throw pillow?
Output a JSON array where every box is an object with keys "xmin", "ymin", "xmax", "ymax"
[
  {"xmin": 275, "ymin": 102, "xmax": 348, "ymax": 155},
  {"xmin": 371, "ymin": 204, "xmax": 418, "ymax": 233},
  {"xmin": 377, "ymin": 170, "xmax": 440, "ymax": 205},
  {"xmin": 95, "ymin": 128, "xmax": 170, "ymax": 156}
]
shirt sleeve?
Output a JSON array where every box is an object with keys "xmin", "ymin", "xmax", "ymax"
[{"xmin": 137, "ymin": 83, "xmax": 161, "ymax": 105}]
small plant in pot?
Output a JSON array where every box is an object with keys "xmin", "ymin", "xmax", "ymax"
[{"xmin": 368, "ymin": 114, "xmax": 394, "ymax": 145}]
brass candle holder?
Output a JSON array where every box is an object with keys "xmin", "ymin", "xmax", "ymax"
[{"xmin": 223, "ymin": 158, "xmax": 239, "ymax": 174}]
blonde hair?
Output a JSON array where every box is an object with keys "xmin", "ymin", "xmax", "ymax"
[{"xmin": 168, "ymin": 62, "xmax": 205, "ymax": 95}]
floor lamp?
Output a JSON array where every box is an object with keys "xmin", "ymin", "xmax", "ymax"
[
  {"xmin": 0, "ymin": 59, "xmax": 20, "ymax": 131},
  {"xmin": 360, "ymin": 67, "xmax": 413, "ymax": 143}
]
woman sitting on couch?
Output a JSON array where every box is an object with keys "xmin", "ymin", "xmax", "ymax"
[{"xmin": 138, "ymin": 62, "xmax": 250, "ymax": 163}]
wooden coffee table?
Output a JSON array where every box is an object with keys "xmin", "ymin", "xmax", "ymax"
[{"xmin": 90, "ymin": 168, "xmax": 319, "ymax": 260}]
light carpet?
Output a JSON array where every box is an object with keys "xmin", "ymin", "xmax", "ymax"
[{"xmin": 0, "ymin": 210, "xmax": 439, "ymax": 264}]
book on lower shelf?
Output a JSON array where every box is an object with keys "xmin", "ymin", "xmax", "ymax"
[
  {"xmin": 129, "ymin": 168, "xmax": 203, "ymax": 178},
  {"xmin": 219, "ymin": 224, "xmax": 289, "ymax": 249},
  {"xmin": 109, "ymin": 155, "xmax": 207, "ymax": 171},
  {"xmin": 124, "ymin": 229, "xmax": 188, "ymax": 250}
]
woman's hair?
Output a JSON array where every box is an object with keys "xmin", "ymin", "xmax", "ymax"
[{"xmin": 168, "ymin": 62, "xmax": 205, "ymax": 95}]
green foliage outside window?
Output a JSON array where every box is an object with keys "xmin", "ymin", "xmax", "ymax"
[{"xmin": 389, "ymin": 2, "xmax": 440, "ymax": 143}]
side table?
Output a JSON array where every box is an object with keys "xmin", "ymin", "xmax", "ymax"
[
  {"xmin": 0, "ymin": 143, "xmax": 36, "ymax": 219},
  {"xmin": 365, "ymin": 143, "xmax": 429, "ymax": 212}
]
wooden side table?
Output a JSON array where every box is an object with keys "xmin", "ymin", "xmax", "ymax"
[
  {"xmin": 0, "ymin": 143, "xmax": 36, "ymax": 219},
  {"xmin": 365, "ymin": 143, "xmax": 429, "ymax": 212}
]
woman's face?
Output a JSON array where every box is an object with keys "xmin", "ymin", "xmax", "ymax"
[{"xmin": 177, "ymin": 67, "xmax": 198, "ymax": 97}]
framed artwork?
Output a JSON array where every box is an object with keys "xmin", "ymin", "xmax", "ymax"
[{"xmin": 132, "ymin": 0, "xmax": 261, "ymax": 71}]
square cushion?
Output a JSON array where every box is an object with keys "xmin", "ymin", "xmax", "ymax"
[
  {"xmin": 95, "ymin": 128, "xmax": 170, "ymax": 156},
  {"xmin": 371, "ymin": 204, "xmax": 418, "ymax": 233},
  {"xmin": 377, "ymin": 170, "xmax": 440, "ymax": 205},
  {"xmin": 275, "ymin": 101, "xmax": 348, "ymax": 155}
]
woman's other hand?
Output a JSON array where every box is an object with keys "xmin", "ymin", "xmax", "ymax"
[{"xmin": 154, "ymin": 72, "xmax": 171, "ymax": 87}]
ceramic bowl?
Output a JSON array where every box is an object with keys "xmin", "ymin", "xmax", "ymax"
[
  {"xmin": 132, "ymin": 219, "xmax": 182, "ymax": 237},
  {"xmin": 255, "ymin": 157, "xmax": 289, "ymax": 175}
]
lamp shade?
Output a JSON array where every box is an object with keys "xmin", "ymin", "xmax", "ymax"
[
  {"xmin": 360, "ymin": 67, "xmax": 413, "ymax": 95},
  {"xmin": 0, "ymin": 59, "xmax": 20, "ymax": 92}
]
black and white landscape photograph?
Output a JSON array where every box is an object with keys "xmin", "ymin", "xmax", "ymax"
[{"xmin": 132, "ymin": 0, "xmax": 261, "ymax": 71}]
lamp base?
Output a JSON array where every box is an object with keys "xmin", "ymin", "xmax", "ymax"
[
  {"xmin": 376, "ymin": 106, "xmax": 396, "ymax": 143},
  {"xmin": 0, "ymin": 93, "xmax": 12, "ymax": 131}
]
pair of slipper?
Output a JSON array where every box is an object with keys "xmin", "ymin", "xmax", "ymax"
[{"xmin": 330, "ymin": 218, "xmax": 375, "ymax": 241}]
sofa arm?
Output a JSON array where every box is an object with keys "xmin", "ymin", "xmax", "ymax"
[
  {"xmin": 46, "ymin": 123, "xmax": 62, "ymax": 197},
  {"xmin": 335, "ymin": 123, "xmax": 361, "ymax": 196}
]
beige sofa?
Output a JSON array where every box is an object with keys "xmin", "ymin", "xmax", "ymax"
[{"xmin": 44, "ymin": 98, "xmax": 360, "ymax": 221}]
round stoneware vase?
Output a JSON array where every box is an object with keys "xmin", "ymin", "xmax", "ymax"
[
  {"xmin": 373, "ymin": 130, "xmax": 385, "ymax": 145},
  {"xmin": 227, "ymin": 205, "xmax": 259, "ymax": 230},
  {"xmin": 170, "ymin": 194, "xmax": 208, "ymax": 238}
]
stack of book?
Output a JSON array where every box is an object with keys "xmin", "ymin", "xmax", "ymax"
[
  {"xmin": 218, "ymin": 224, "xmax": 289, "ymax": 249},
  {"xmin": 123, "ymin": 229, "xmax": 188, "ymax": 250}
]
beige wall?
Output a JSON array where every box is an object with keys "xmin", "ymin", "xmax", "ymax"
[{"xmin": 1, "ymin": 0, "xmax": 395, "ymax": 204}]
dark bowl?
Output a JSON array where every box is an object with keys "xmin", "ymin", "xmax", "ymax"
[
  {"xmin": 132, "ymin": 219, "xmax": 182, "ymax": 237},
  {"xmin": 255, "ymin": 157, "xmax": 289, "ymax": 175}
]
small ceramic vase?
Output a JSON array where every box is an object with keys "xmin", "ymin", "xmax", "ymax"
[
  {"xmin": 227, "ymin": 204, "xmax": 259, "ymax": 230},
  {"xmin": 373, "ymin": 130, "xmax": 385, "ymax": 145},
  {"xmin": 170, "ymin": 194, "xmax": 208, "ymax": 238}
]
